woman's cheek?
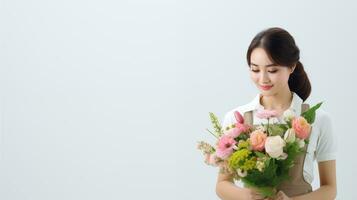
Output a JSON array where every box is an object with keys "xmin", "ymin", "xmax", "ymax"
[
  {"xmin": 250, "ymin": 73, "xmax": 259, "ymax": 83},
  {"xmin": 276, "ymin": 73, "xmax": 290, "ymax": 85}
]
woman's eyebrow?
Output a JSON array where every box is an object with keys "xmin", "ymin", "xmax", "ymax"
[{"xmin": 250, "ymin": 62, "xmax": 278, "ymax": 67}]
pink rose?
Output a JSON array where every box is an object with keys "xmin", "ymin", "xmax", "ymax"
[
  {"xmin": 225, "ymin": 127, "xmax": 241, "ymax": 138},
  {"xmin": 216, "ymin": 135, "xmax": 237, "ymax": 159},
  {"xmin": 256, "ymin": 109, "xmax": 278, "ymax": 119},
  {"xmin": 235, "ymin": 123, "xmax": 251, "ymax": 133},
  {"xmin": 292, "ymin": 116, "xmax": 311, "ymax": 139},
  {"xmin": 250, "ymin": 129, "xmax": 267, "ymax": 151},
  {"xmin": 225, "ymin": 123, "xmax": 251, "ymax": 138}
]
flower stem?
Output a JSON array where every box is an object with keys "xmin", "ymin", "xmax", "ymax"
[{"xmin": 206, "ymin": 128, "xmax": 219, "ymax": 139}]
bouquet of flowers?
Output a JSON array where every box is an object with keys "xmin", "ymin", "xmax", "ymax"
[{"xmin": 197, "ymin": 102, "xmax": 322, "ymax": 198}]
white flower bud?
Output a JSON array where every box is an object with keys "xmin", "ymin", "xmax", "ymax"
[
  {"xmin": 284, "ymin": 129, "xmax": 296, "ymax": 143},
  {"xmin": 237, "ymin": 168, "xmax": 247, "ymax": 177},
  {"xmin": 296, "ymin": 138, "xmax": 305, "ymax": 148},
  {"xmin": 283, "ymin": 109, "xmax": 296, "ymax": 122}
]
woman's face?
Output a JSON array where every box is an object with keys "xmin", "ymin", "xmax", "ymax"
[{"xmin": 249, "ymin": 48, "xmax": 294, "ymax": 96}]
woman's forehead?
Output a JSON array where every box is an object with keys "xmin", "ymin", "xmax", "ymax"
[{"xmin": 250, "ymin": 48, "xmax": 274, "ymax": 65}]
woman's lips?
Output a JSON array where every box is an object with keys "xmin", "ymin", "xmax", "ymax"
[{"xmin": 260, "ymin": 85, "xmax": 273, "ymax": 90}]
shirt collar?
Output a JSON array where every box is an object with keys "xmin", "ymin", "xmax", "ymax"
[{"xmin": 250, "ymin": 92, "xmax": 304, "ymax": 115}]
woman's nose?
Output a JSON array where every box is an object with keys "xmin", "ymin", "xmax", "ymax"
[{"xmin": 260, "ymin": 72, "xmax": 271, "ymax": 83}]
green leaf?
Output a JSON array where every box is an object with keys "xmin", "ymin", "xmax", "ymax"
[
  {"xmin": 278, "ymin": 123, "xmax": 289, "ymax": 130},
  {"xmin": 255, "ymin": 152, "xmax": 266, "ymax": 158},
  {"xmin": 301, "ymin": 102, "xmax": 323, "ymax": 124},
  {"xmin": 268, "ymin": 124, "xmax": 285, "ymax": 136},
  {"xmin": 265, "ymin": 158, "xmax": 271, "ymax": 166},
  {"xmin": 237, "ymin": 134, "xmax": 249, "ymax": 141}
]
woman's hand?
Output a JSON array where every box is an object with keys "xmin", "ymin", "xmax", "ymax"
[
  {"xmin": 242, "ymin": 188, "xmax": 272, "ymax": 200},
  {"xmin": 273, "ymin": 191, "xmax": 291, "ymax": 200}
]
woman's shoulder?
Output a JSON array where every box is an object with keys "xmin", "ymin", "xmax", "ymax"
[
  {"xmin": 308, "ymin": 105, "xmax": 337, "ymax": 161},
  {"xmin": 303, "ymin": 102, "xmax": 334, "ymax": 136}
]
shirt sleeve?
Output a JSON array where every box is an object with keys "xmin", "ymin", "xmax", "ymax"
[
  {"xmin": 221, "ymin": 111, "xmax": 234, "ymax": 131},
  {"xmin": 315, "ymin": 111, "xmax": 338, "ymax": 162}
]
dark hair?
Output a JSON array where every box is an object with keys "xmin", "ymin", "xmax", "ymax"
[{"xmin": 246, "ymin": 27, "xmax": 311, "ymax": 101}]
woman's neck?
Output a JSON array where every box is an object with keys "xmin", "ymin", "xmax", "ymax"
[{"xmin": 259, "ymin": 89, "xmax": 293, "ymax": 112}]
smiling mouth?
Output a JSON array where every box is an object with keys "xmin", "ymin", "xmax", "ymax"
[{"xmin": 260, "ymin": 85, "xmax": 273, "ymax": 90}]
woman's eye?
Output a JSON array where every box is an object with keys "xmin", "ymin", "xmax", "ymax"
[{"xmin": 250, "ymin": 69, "xmax": 278, "ymax": 73}]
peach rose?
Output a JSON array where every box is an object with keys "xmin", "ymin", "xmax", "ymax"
[
  {"xmin": 250, "ymin": 130, "xmax": 267, "ymax": 151},
  {"xmin": 292, "ymin": 116, "xmax": 311, "ymax": 139}
]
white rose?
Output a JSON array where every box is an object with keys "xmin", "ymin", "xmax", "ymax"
[
  {"xmin": 283, "ymin": 109, "xmax": 296, "ymax": 122},
  {"xmin": 284, "ymin": 129, "xmax": 296, "ymax": 143},
  {"xmin": 265, "ymin": 136, "xmax": 286, "ymax": 158}
]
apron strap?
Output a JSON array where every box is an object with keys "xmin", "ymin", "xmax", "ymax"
[
  {"xmin": 243, "ymin": 111, "xmax": 253, "ymax": 126},
  {"xmin": 301, "ymin": 103, "xmax": 310, "ymax": 114}
]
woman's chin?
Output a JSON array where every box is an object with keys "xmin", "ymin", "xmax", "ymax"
[{"xmin": 259, "ymin": 89, "xmax": 276, "ymax": 96}]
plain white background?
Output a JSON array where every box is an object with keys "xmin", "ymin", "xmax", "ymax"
[{"xmin": 0, "ymin": 0, "xmax": 356, "ymax": 199}]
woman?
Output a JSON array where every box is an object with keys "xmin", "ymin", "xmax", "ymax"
[{"xmin": 215, "ymin": 27, "xmax": 337, "ymax": 200}]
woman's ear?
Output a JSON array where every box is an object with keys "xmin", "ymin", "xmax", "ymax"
[{"xmin": 290, "ymin": 64, "xmax": 296, "ymax": 74}]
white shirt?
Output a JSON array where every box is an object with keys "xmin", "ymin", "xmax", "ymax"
[{"xmin": 221, "ymin": 92, "xmax": 337, "ymax": 184}]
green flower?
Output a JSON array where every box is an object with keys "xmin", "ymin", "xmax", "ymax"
[
  {"xmin": 238, "ymin": 140, "xmax": 250, "ymax": 149},
  {"xmin": 228, "ymin": 149, "xmax": 251, "ymax": 169},
  {"xmin": 241, "ymin": 157, "xmax": 256, "ymax": 171}
]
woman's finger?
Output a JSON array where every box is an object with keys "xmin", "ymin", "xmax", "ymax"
[
  {"xmin": 275, "ymin": 191, "xmax": 283, "ymax": 200},
  {"xmin": 252, "ymin": 194, "xmax": 262, "ymax": 199},
  {"xmin": 251, "ymin": 192, "xmax": 265, "ymax": 200}
]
